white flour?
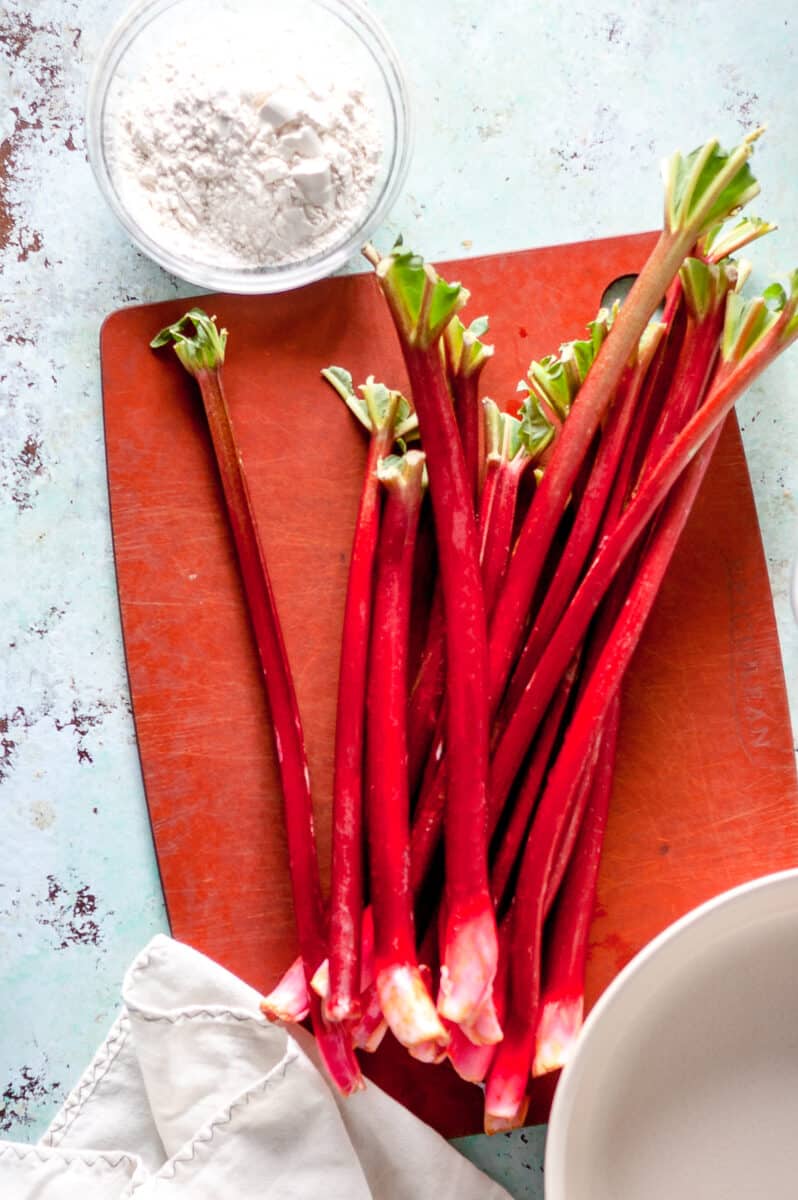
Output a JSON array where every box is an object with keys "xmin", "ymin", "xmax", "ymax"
[{"xmin": 104, "ymin": 42, "xmax": 382, "ymax": 270}]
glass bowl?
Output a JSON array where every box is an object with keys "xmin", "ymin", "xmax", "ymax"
[{"xmin": 86, "ymin": 0, "xmax": 412, "ymax": 293}]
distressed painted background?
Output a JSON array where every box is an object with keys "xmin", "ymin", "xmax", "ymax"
[{"xmin": 1, "ymin": 1, "xmax": 797, "ymax": 1194}]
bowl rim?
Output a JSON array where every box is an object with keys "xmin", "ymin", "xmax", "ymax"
[
  {"xmin": 544, "ymin": 867, "xmax": 798, "ymax": 1198},
  {"xmin": 86, "ymin": 0, "xmax": 412, "ymax": 293}
]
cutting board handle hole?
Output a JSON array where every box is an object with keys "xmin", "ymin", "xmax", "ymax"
[{"xmin": 600, "ymin": 273, "xmax": 665, "ymax": 320}]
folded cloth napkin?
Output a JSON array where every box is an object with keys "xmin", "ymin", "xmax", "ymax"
[{"xmin": 0, "ymin": 935, "xmax": 511, "ymax": 1198}]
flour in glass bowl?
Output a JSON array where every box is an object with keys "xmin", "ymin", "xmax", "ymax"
[{"xmin": 104, "ymin": 37, "xmax": 382, "ymax": 270}]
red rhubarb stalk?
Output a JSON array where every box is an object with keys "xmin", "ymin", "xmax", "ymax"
[
  {"xmin": 487, "ymin": 132, "xmax": 762, "ymax": 711},
  {"xmin": 637, "ymin": 258, "xmax": 736, "ymax": 476},
  {"xmin": 483, "ymin": 748, "xmax": 604, "ymax": 1127},
  {"xmin": 413, "ymin": 320, "xmax": 613, "ymax": 839},
  {"xmin": 504, "ymin": 259, "xmax": 736, "ymax": 720},
  {"xmin": 405, "ymin": 317, "xmax": 495, "ymax": 797},
  {"xmin": 367, "ymin": 449, "xmax": 448, "ymax": 1047},
  {"xmin": 485, "ymin": 276, "xmax": 798, "ymax": 1122},
  {"xmin": 406, "ymin": 399, "xmax": 530, "ymax": 793},
  {"xmin": 406, "ymin": 402, "xmax": 537, "ymax": 899},
  {"xmin": 485, "ymin": 280, "xmax": 798, "ymax": 1118},
  {"xmin": 503, "ymin": 321, "xmax": 665, "ymax": 712},
  {"xmin": 151, "ymin": 311, "xmax": 363, "ymax": 1095},
  {"xmin": 485, "ymin": 442, "xmax": 718, "ymax": 1123},
  {"xmin": 489, "ymin": 661, "xmax": 580, "ymax": 912},
  {"xmin": 532, "ymin": 694, "xmax": 620, "ymax": 1077},
  {"xmin": 600, "ymin": 289, "xmax": 686, "ymax": 535},
  {"xmin": 309, "ymin": 904, "xmax": 377, "ymax": 1003},
  {"xmin": 406, "ymin": 590, "xmax": 446, "ymax": 796},
  {"xmin": 489, "ymin": 273, "xmax": 798, "ymax": 812},
  {"xmin": 321, "ymin": 367, "xmax": 412, "ymax": 1021},
  {"xmin": 518, "ymin": 308, "xmax": 615, "ymax": 473},
  {"xmin": 365, "ymin": 243, "xmax": 499, "ymax": 1027}
]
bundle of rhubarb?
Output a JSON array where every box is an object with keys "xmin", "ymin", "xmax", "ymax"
[{"xmin": 152, "ymin": 131, "xmax": 798, "ymax": 1132}]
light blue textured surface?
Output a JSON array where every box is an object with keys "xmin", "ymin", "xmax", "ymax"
[{"xmin": 2, "ymin": 2, "xmax": 797, "ymax": 1194}]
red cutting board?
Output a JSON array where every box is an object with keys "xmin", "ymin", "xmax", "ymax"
[{"xmin": 101, "ymin": 234, "xmax": 798, "ymax": 1138}]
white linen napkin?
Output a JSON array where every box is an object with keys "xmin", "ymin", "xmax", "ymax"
[{"xmin": 0, "ymin": 935, "xmax": 510, "ymax": 1198}]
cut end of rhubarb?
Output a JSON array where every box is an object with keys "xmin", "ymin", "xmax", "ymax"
[
  {"xmin": 459, "ymin": 989, "xmax": 504, "ymax": 1047},
  {"xmin": 325, "ymin": 995, "xmax": 361, "ymax": 1024},
  {"xmin": 407, "ymin": 1035, "xmax": 450, "ymax": 1065},
  {"xmin": 260, "ymin": 958, "xmax": 311, "ymax": 1024},
  {"xmin": 310, "ymin": 958, "xmax": 330, "ymax": 999},
  {"xmin": 351, "ymin": 982, "xmax": 388, "ymax": 1052},
  {"xmin": 317, "ymin": 960, "xmax": 363, "ymax": 1024},
  {"xmin": 484, "ymin": 1020, "xmax": 535, "ymax": 1124},
  {"xmin": 377, "ymin": 963, "xmax": 450, "ymax": 1050},
  {"xmin": 352, "ymin": 1012, "xmax": 388, "ymax": 1054},
  {"xmin": 437, "ymin": 903, "xmax": 499, "ymax": 1025},
  {"xmin": 448, "ymin": 1024, "xmax": 496, "ymax": 1084},
  {"xmin": 532, "ymin": 995, "xmax": 584, "ymax": 1077},
  {"xmin": 484, "ymin": 1096, "xmax": 530, "ymax": 1135}
]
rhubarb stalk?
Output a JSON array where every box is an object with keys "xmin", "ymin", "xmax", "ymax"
[
  {"xmin": 485, "ymin": 279, "xmax": 798, "ymax": 1120},
  {"xmin": 487, "ymin": 132, "xmax": 763, "ymax": 711},
  {"xmin": 503, "ymin": 321, "xmax": 665, "ymax": 713},
  {"xmin": 367, "ymin": 449, "xmax": 447, "ymax": 1048},
  {"xmin": 151, "ymin": 310, "xmax": 363, "ymax": 1095},
  {"xmin": 407, "ymin": 398, "xmax": 530, "ymax": 793},
  {"xmin": 320, "ymin": 367, "xmax": 414, "ymax": 1021},
  {"xmin": 365, "ymin": 243, "xmax": 499, "ymax": 1027},
  {"xmin": 532, "ymin": 694, "xmax": 620, "ymax": 1077},
  {"xmin": 489, "ymin": 662, "xmax": 580, "ymax": 912},
  {"xmin": 484, "ymin": 274, "xmax": 798, "ymax": 1123},
  {"xmin": 490, "ymin": 271, "xmax": 798, "ymax": 812},
  {"xmin": 637, "ymin": 258, "xmax": 737, "ymax": 476},
  {"xmin": 485, "ymin": 450, "xmax": 716, "ymax": 1122}
]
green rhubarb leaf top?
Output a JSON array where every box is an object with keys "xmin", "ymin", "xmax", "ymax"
[
  {"xmin": 376, "ymin": 448, "xmax": 427, "ymax": 492},
  {"xmin": 636, "ymin": 320, "xmax": 667, "ymax": 371},
  {"xmin": 364, "ymin": 242, "xmax": 469, "ymax": 350},
  {"xmin": 526, "ymin": 355, "xmax": 574, "ymax": 422},
  {"xmin": 720, "ymin": 271, "xmax": 798, "ymax": 363},
  {"xmin": 517, "ymin": 390, "xmax": 557, "ymax": 463},
  {"xmin": 515, "ymin": 305, "xmax": 617, "ymax": 463},
  {"xmin": 151, "ymin": 308, "xmax": 228, "ymax": 374},
  {"xmin": 445, "ymin": 314, "xmax": 495, "ymax": 378},
  {"xmin": 321, "ymin": 366, "xmax": 418, "ymax": 442},
  {"xmin": 483, "ymin": 397, "xmax": 526, "ymax": 464},
  {"xmin": 698, "ymin": 215, "xmax": 776, "ymax": 263},
  {"xmin": 663, "ymin": 130, "xmax": 762, "ymax": 240},
  {"xmin": 562, "ymin": 306, "xmax": 615, "ymax": 388},
  {"xmin": 678, "ymin": 257, "xmax": 738, "ymax": 322},
  {"xmin": 784, "ymin": 271, "xmax": 798, "ymax": 341}
]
